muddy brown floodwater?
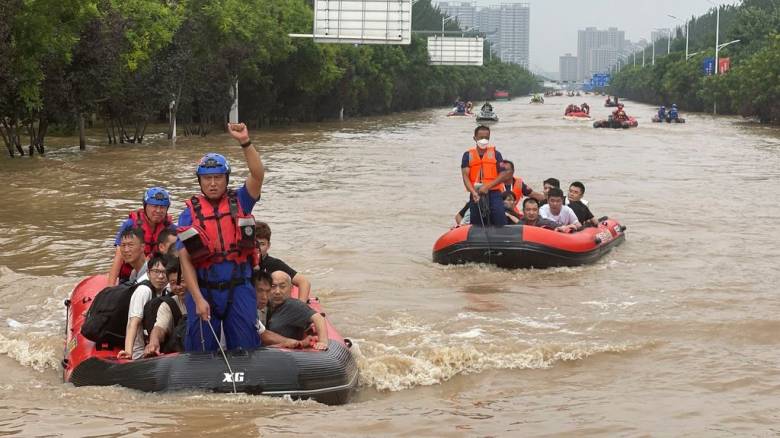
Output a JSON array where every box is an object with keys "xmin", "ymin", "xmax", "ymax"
[{"xmin": 1, "ymin": 96, "xmax": 779, "ymax": 436}]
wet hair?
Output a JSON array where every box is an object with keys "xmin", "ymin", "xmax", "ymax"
[
  {"xmin": 543, "ymin": 178, "xmax": 560, "ymax": 188},
  {"xmin": 547, "ymin": 187, "xmax": 565, "ymax": 200},
  {"xmin": 502, "ymin": 191, "xmax": 516, "ymax": 201},
  {"xmin": 255, "ymin": 221, "xmax": 271, "ymax": 241},
  {"xmin": 502, "ymin": 160, "xmax": 515, "ymax": 171},
  {"xmin": 253, "ymin": 269, "xmax": 272, "ymax": 285},
  {"xmin": 474, "ymin": 125, "xmax": 490, "ymax": 137},
  {"xmin": 156, "ymin": 228, "xmax": 176, "ymax": 246},
  {"xmin": 120, "ymin": 227, "xmax": 144, "ymax": 243},
  {"xmin": 570, "ymin": 181, "xmax": 585, "ymax": 195},
  {"xmin": 147, "ymin": 252, "xmax": 170, "ymax": 271},
  {"xmin": 522, "ymin": 197, "xmax": 539, "ymax": 209}
]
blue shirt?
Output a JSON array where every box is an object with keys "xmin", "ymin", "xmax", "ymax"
[
  {"xmin": 461, "ymin": 149, "xmax": 504, "ymax": 176},
  {"xmin": 177, "ymin": 184, "xmax": 258, "ymax": 281}
]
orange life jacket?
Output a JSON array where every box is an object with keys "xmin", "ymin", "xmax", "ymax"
[
  {"xmin": 468, "ymin": 146, "xmax": 503, "ymax": 192},
  {"xmin": 506, "ymin": 176, "xmax": 525, "ymax": 211},
  {"xmin": 119, "ymin": 209, "xmax": 173, "ymax": 279},
  {"xmin": 180, "ymin": 190, "xmax": 256, "ymax": 269}
]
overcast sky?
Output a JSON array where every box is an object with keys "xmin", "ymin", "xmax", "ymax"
[{"xmin": 474, "ymin": 0, "xmax": 740, "ymax": 73}]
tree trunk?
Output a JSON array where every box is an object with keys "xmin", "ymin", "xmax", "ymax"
[
  {"xmin": 35, "ymin": 116, "xmax": 47, "ymax": 155},
  {"xmin": 0, "ymin": 119, "xmax": 13, "ymax": 157},
  {"xmin": 27, "ymin": 122, "xmax": 37, "ymax": 157},
  {"xmin": 79, "ymin": 113, "xmax": 86, "ymax": 150}
]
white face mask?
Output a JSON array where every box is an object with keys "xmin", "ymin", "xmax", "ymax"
[{"xmin": 476, "ymin": 139, "xmax": 490, "ymax": 148}]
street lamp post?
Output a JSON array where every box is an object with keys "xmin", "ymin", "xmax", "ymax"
[
  {"xmin": 652, "ymin": 38, "xmax": 655, "ymax": 65},
  {"xmin": 668, "ymin": 14, "xmax": 689, "ymax": 60}
]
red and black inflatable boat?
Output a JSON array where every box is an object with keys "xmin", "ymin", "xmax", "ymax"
[
  {"xmin": 62, "ymin": 275, "xmax": 359, "ymax": 405},
  {"xmin": 432, "ymin": 218, "xmax": 626, "ymax": 269}
]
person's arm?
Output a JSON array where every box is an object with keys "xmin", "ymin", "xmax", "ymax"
[
  {"xmin": 261, "ymin": 330, "xmax": 303, "ymax": 349},
  {"xmin": 227, "ymin": 123, "xmax": 264, "ymax": 200},
  {"xmin": 179, "ymin": 248, "xmax": 210, "ymax": 321},
  {"xmin": 480, "ymin": 169, "xmax": 512, "ymax": 192},
  {"xmin": 292, "ymin": 273, "xmax": 311, "ymax": 303},
  {"xmin": 107, "ymin": 247, "xmax": 123, "ymax": 286},
  {"xmin": 118, "ymin": 317, "xmax": 141, "ymax": 359},
  {"xmin": 144, "ymin": 326, "xmax": 166, "ymax": 357},
  {"xmin": 462, "ymin": 166, "xmax": 479, "ymax": 202},
  {"xmin": 310, "ymin": 313, "xmax": 329, "ymax": 350}
]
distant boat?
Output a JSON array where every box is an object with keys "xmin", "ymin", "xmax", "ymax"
[{"xmin": 493, "ymin": 90, "xmax": 510, "ymax": 101}]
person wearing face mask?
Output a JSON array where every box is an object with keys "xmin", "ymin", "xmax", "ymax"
[{"xmin": 460, "ymin": 125, "xmax": 512, "ymax": 227}]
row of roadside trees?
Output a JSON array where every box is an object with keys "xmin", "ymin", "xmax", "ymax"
[
  {"xmin": 608, "ymin": 0, "xmax": 780, "ymax": 123},
  {"xmin": 0, "ymin": 0, "xmax": 538, "ymax": 158}
]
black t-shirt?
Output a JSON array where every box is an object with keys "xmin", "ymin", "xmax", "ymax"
[
  {"xmin": 567, "ymin": 200, "xmax": 594, "ymax": 223},
  {"xmin": 258, "ymin": 255, "xmax": 297, "ymax": 279},
  {"xmin": 266, "ymin": 299, "xmax": 316, "ymax": 340}
]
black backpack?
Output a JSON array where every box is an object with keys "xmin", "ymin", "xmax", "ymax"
[
  {"xmin": 142, "ymin": 295, "xmax": 185, "ymax": 353},
  {"xmin": 80, "ymin": 279, "xmax": 153, "ymax": 349}
]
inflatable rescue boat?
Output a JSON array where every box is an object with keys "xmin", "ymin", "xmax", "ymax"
[
  {"xmin": 563, "ymin": 111, "xmax": 592, "ymax": 121},
  {"xmin": 432, "ymin": 218, "xmax": 626, "ymax": 269},
  {"xmin": 62, "ymin": 275, "xmax": 359, "ymax": 405},
  {"xmin": 593, "ymin": 117, "xmax": 638, "ymax": 129}
]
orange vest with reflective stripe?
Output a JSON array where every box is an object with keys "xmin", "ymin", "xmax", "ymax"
[
  {"xmin": 468, "ymin": 147, "xmax": 503, "ymax": 192},
  {"xmin": 507, "ymin": 176, "xmax": 525, "ymax": 211}
]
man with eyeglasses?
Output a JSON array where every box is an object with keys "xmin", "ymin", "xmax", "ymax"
[
  {"xmin": 119, "ymin": 253, "xmax": 172, "ymax": 360},
  {"xmin": 108, "ymin": 187, "xmax": 174, "ymax": 285}
]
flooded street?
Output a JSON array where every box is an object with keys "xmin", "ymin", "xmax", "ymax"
[{"xmin": 1, "ymin": 95, "xmax": 780, "ymax": 436}]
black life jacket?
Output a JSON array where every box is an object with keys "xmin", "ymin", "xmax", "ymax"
[
  {"xmin": 142, "ymin": 294, "xmax": 186, "ymax": 353},
  {"xmin": 81, "ymin": 279, "xmax": 153, "ymax": 349}
]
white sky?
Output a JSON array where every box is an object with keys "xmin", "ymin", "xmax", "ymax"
[{"xmin": 474, "ymin": 0, "xmax": 740, "ymax": 72}]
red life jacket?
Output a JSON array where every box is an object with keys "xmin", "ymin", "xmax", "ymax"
[
  {"xmin": 180, "ymin": 190, "xmax": 256, "ymax": 269},
  {"xmin": 119, "ymin": 209, "xmax": 173, "ymax": 280}
]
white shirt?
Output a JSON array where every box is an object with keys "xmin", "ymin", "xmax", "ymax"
[
  {"xmin": 127, "ymin": 273, "xmax": 153, "ymax": 360},
  {"xmin": 539, "ymin": 204, "xmax": 580, "ymax": 226}
]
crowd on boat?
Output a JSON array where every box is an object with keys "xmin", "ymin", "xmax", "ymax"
[
  {"xmin": 89, "ymin": 123, "xmax": 328, "ymax": 361},
  {"xmin": 456, "ymin": 125, "xmax": 598, "ymax": 233}
]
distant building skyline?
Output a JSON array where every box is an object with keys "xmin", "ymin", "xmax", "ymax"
[
  {"xmin": 576, "ymin": 27, "xmax": 625, "ymax": 81},
  {"xmin": 438, "ymin": 2, "xmax": 530, "ymax": 68},
  {"xmin": 559, "ymin": 53, "xmax": 577, "ymax": 83}
]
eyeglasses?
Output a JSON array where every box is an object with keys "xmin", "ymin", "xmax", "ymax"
[{"xmin": 149, "ymin": 268, "xmax": 168, "ymax": 276}]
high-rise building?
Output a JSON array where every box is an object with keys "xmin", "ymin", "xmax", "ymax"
[
  {"xmin": 577, "ymin": 27, "xmax": 625, "ymax": 80},
  {"xmin": 437, "ymin": 1, "xmax": 477, "ymax": 30},
  {"xmin": 437, "ymin": 2, "xmax": 530, "ymax": 67},
  {"xmin": 497, "ymin": 3, "xmax": 530, "ymax": 68},
  {"xmin": 559, "ymin": 53, "xmax": 578, "ymax": 83}
]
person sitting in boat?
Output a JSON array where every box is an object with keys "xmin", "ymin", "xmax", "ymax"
[
  {"xmin": 539, "ymin": 188, "xmax": 582, "ymax": 233},
  {"xmin": 454, "ymin": 100, "xmax": 466, "ymax": 114},
  {"xmin": 669, "ymin": 104, "xmax": 680, "ymax": 121},
  {"xmin": 657, "ymin": 106, "xmax": 667, "ymax": 121},
  {"xmin": 156, "ymin": 228, "xmax": 178, "ymax": 258},
  {"xmin": 581, "ymin": 103, "xmax": 590, "ymax": 114},
  {"xmin": 108, "ymin": 187, "xmax": 174, "ymax": 285},
  {"xmin": 501, "ymin": 160, "xmax": 545, "ymax": 212},
  {"xmin": 455, "ymin": 201, "xmax": 471, "ymax": 226},
  {"xmin": 252, "ymin": 270, "xmax": 315, "ymax": 348},
  {"xmin": 481, "ymin": 102, "xmax": 493, "ymax": 113},
  {"xmin": 119, "ymin": 227, "xmax": 150, "ymax": 282},
  {"xmin": 461, "ymin": 125, "xmax": 512, "ymax": 227},
  {"xmin": 539, "ymin": 177, "xmax": 561, "ymax": 207},
  {"xmin": 118, "ymin": 253, "xmax": 173, "ymax": 360},
  {"xmin": 502, "ymin": 191, "xmax": 522, "ymax": 224},
  {"xmin": 266, "ymin": 271, "xmax": 329, "ymax": 350},
  {"xmin": 605, "ymin": 97, "xmax": 613, "ymax": 106},
  {"xmin": 254, "ymin": 221, "xmax": 311, "ymax": 302},
  {"xmin": 520, "ymin": 198, "xmax": 559, "ymax": 229},
  {"xmin": 143, "ymin": 258, "xmax": 188, "ymax": 357},
  {"xmin": 612, "ymin": 103, "xmax": 629, "ymax": 122},
  {"xmin": 465, "ymin": 101, "xmax": 474, "ymax": 114},
  {"xmin": 177, "ymin": 122, "xmax": 264, "ymax": 353},
  {"xmin": 566, "ymin": 181, "xmax": 598, "ymax": 227}
]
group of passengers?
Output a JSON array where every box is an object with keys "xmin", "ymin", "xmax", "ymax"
[
  {"xmin": 611, "ymin": 102, "xmax": 631, "ymax": 122},
  {"xmin": 564, "ymin": 103, "xmax": 590, "ymax": 115},
  {"xmin": 656, "ymin": 104, "xmax": 681, "ymax": 121},
  {"xmin": 457, "ymin": 124, "xmax": 599, "ymax": 232},
  {"xmin": 106, "ymin": 123, "xmax": 328, "ymax": 360},
  {"xmin": 453, "ymin": 98, "xmax": 474, "ymax": 114}
]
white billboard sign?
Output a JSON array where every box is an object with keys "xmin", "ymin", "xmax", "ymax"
[
  {"xmin": 313, "ymin": 0, "xmax": 411, "ymax": 45},
  {"xmin": 427, "ymin": 36, "xmax": 484, "ymax": 66}
]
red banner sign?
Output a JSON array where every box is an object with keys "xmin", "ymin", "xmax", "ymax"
[{"xmin": 718, "ymin": 57, "xmax": 731, "ymax": 73}]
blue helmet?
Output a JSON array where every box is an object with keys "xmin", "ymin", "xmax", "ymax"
[
  {"xmin": 144, "ymin": 187, "xmax": 171, "ymax": 207},
  {"xmin": 196, "ymin": 153, "xmax": 231, "ymax": 177},
  {"xmin": 672, "ymin": 104, "xmax": 677, "ymax": 108}
]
